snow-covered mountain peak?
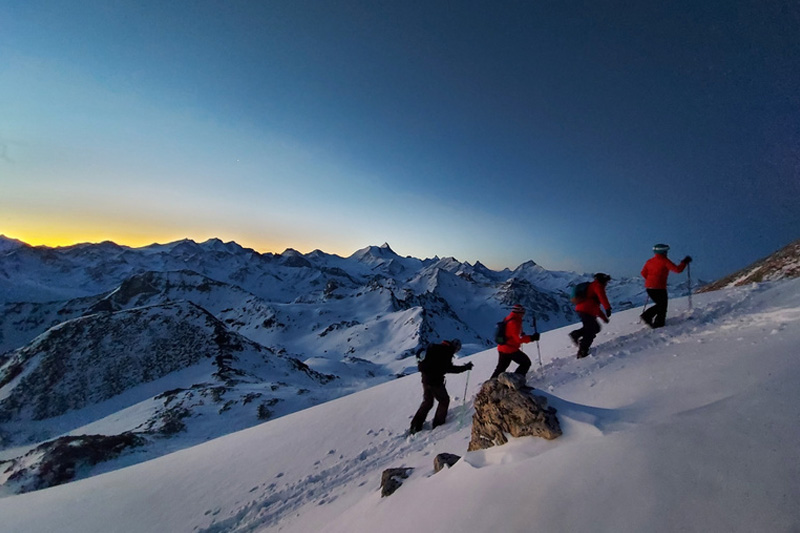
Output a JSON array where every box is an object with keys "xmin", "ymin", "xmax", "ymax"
[
  {"xmin": 0, "ymin": 235, "xmax": 27, "ymax": 254},
  {"xmin": 199, "ymin": 238, "xmax": 249, "ymax": 255},
  {"xmin": 350, "ymin": 243, "xmax": 400, "ymax": 261},
  {"xmin": 277, "ymin": 248, "xmax": 313, "ymax": 268},
  {"xmin": 512, "ymin": 259, "xmax": 545, "ymax": 275}
]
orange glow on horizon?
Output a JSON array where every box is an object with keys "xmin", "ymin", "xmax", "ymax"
[
  {"xmin": 1, "ymin": 227, "xmax": 352, "ymax": 257},
  {"xmin": 3, "ymin": 211, "xmax": 394, "ymax": 259}
]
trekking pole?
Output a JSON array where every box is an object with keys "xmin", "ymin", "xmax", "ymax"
[
  {"xmin": 458, "ymin": 369, "xmax": 471, "ymax": 429},
  {"xmin": 532, "ymin": 316, "xmax": 543, "ymax": 369},
  {"xmin": 641, "ymin": 294, "xmax": 649, "ymax": 313},
  {"xmin": 687, "ymin": 262, "xmax": 693, "ymax": 310}
]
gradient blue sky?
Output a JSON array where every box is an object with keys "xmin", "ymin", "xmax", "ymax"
[{"xmin": 1, "ymin": 1, "xmax": 798, "ymax": 280}]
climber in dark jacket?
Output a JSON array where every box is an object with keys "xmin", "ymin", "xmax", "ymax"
[{"xmin": 409, "ymin": 339, "xmax": 473, "ymax": 434}]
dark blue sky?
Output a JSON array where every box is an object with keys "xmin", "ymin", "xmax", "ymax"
[{"xmin": 1, "ymin": 0, "xmax": 798, "ymax": 280}]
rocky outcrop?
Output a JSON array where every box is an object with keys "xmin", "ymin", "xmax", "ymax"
[
  {"xmin": 380, "ymin": 467, "xmax": 413, "ymax": 497},
  {"xmin": 433, "ymin": 453, "xmax": 461, "ymax": 473},
  {"xmin": 698, "ymin": 238, "xmax": 800, "ymax": 292},
  {"xmin": 1, "ymin": 433, "xmax": 146, "ymax": 493},
  {"xmin": 468, "ymin": 373, "xmax": 561, "ymax": 451},
  {"xmin": 0, "ymin": 301, "xmax": 334, "ymax": 424}
]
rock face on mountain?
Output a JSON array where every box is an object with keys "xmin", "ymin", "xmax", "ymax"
[
  {"xmin": 699, "ymin": 238, "xmax": 800, "ymax": 292},
  {"xmin": 1, "ymin": 301, "xmax": 266, "ymax": 421},
  {"xmin": 0, "ymin": 433, "xmax": 146, "ymax": 494},
  {"xmin": 0, "ymin": 300, "xmax": 334, "ymax": 439},
  {"xmin": 468, "ymin": 373, "xmax": 561, "ymax": 451}
]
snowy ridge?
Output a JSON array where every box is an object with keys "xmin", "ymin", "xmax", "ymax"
[
  {"xmin": 699, "ymin": 237, "xmax": 800, "ymax": 292},
  {"xmin": 0, "ymin": 300, "xmax": 335, "ymax": 431},
  {"xmin": 0, "ymin": 279, "xmax": 798, "ymax": 531}
]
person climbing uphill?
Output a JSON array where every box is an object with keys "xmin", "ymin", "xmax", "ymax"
[
  {"xmin": 569, "ymin": 273, "xmax": 612, "ymax": 359},
  {"xmin": 490, "ymin": 304, "xmax": 539, "ymax": 379},
  {"xmin": 640, "ymin": 243, "xmax": 692, "ymax": 328},
  {"xmin": 409, "ymin": 339, "xmax": 472, "ymax": 434}
]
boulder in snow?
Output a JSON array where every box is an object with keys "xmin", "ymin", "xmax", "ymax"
[
  {"xmin": 468, "ymin": 373, "xmax": 561, "ymax": 451},
  {"xmin": 380, "ymin": 467, "xmax": 413, "ymax": 497},
  {"xmin": 433, "ymin": 453, "xmax": 461, "ymax": 473}
]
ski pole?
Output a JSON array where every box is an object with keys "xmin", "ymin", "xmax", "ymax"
[
  {"xmin": 687, "ymin": 262, "xmax": 693, "ymax": 310},
  {"xmin": 458, "ymin": 369, "xmax": 471, "ymax": 429},
  {"xmin": 532, "ymin": 316, "xmax": 543, "ymax": 369}
]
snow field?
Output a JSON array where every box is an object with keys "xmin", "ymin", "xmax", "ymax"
[{"xmin": 0, "ymin": 280, "xmax": 798, "ymax": 532}]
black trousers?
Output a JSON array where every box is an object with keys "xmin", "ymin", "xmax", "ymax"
[
  {"xmin": 410, "ymin": 380, "xmax": 450, "ymax": 432},
  {"xmin": 572, "ymin": 312, "xmax": 601, "ymax": 351},
  {"xmin": 642, "ymin": 288, "xmax": 669, "ymax": 327},
  {"xmin": 490, "ymin": 349, "xmax": 531, "ymax": 379}
]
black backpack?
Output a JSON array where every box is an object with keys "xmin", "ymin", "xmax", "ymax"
[
  {"xmin": 494, "ymin": 318, "xmax": 509, "ymax": 345},
  {"xmin": 570, "ymin": 281, "xmax": 591, "ymax": 304},
  {"xmin": 415, "ymin": 346, "xmax": 428, "ymax": 372},
  {"xmin": 417, "ymin": 343, "xmax": 451, "ymax": 374}
]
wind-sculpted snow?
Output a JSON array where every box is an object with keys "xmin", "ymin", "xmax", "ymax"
[{"xmin": 195, "ymin": 425, "xmax": 444, "ymax": 533}]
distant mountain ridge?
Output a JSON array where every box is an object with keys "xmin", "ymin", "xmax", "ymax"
[{"xmin": 0, "ymin": 234, "xmax": 646, "ymax": 334}]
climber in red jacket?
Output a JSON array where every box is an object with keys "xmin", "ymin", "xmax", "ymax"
[
  {"xmin": 569, "ymin": 273, "xmax": 612, "ymax": 359},
  {"xmin": 490, "ymin": 304, "xmax": 539, "ymax": 379},
  {"xmin": 640, "ymin": 244, "xmax": 692, "ymax": 328}
]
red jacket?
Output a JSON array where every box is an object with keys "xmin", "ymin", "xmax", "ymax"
[
  {"xmin": 574, "ymin": 280, "xmax": 611, "ymax": 318},
  {"xmin": 498, "ymin": 312, "xmax": 531, "ymax": 354},
  {"xmin": 641, "ymin": 254, "xmax": 686, "ymax": 289}
]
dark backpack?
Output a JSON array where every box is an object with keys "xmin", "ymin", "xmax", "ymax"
[
  {"xmin": 570, "ymin": 281, "xmax": 591, "ymax": 304},
  {"xmin": 417, "ymin": 344, "xmax": 434, "ymax": 372},
  {"xmin": 415, "ymin": 346, "xmax": 429, "ymax": 372},
  {"xmin": 493, "ymin": 318, "xmax": 509, "ymax": 345},
  {"xmin": 417, "ymin": 343, "xmax": 451, "ymax": 374}
]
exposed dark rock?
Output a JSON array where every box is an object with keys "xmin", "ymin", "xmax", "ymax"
[
  {"xmin": 112, "ymin": 272, "xmax": 161, "ymax": 305},
  {"xmin": 5, "ymin": 433, "xmax": 146, "ymax": 493},
  {"xmin": 433, "ymin": 453, "xmax": 461, "ymax": 473},
  {"xmin": 496, "ymin": 278, "xmax": 563, "ymax": 323},
  {"xmin": 468, "ymin": 373, "xmax": 561, "ymax": 451},
  {"xmin": 380, "ymin": 467, "xmax": 413, "ymax": 497},
  {"xmin": 0, "ymin": 303, "xmax": 227, "ymax": 421},
  {"xmin": 257, "ymin": 403, "xmax": 273, "ymax": 420}
]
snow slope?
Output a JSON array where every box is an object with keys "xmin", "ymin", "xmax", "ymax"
[{"xmin": 0, "ymin": 279, "xmax": 798, "ymax": 532}]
